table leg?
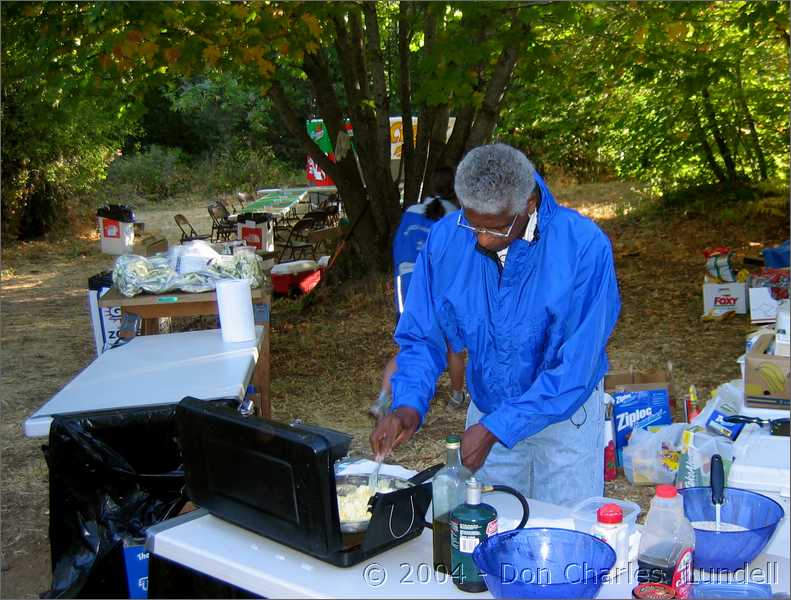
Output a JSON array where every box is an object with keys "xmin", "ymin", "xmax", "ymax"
[
  {"xmin": 254, "ymin": 325, "xmax": 271, "ymax": 419},
  {"xmin": 141, "ymin": 318, "xmax": 159, "ymax": 335}
]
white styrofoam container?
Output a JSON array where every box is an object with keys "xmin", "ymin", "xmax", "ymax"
[
  {"xmin": 729, "ymin": 424, "xmax": 790, "ymax": 559},
  {"xmin": 99, "ymin": 217, "xmax": 135, "ymax": 255}
]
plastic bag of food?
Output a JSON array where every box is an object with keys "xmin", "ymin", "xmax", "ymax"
[
  {"xmin": 703, "ymin": 247, "xmax": 736, "ymax": 283},
  {"xmin": 622, "ymin": 423, "xmax": 688, "ymax": 485},
  {"xmin": 113, "ymin": 252, "xmax": 266, "ymax": 297}
]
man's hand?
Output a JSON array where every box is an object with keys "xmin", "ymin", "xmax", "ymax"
[
  {"xmin": 370, "ymin": 407, "xmax": 420, "ymax": 460},
  {"xmin": 461, "ymin": 423, "xmax": 498, "ymax": 472}
]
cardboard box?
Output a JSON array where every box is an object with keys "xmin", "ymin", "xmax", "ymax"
[
  {"xmin": 132, "ymin": 233, "xmax": 168, "ymax": 257},
  {"xmin": 703, "ymin": 280, "xmax": 747, "ymax": 317},
  {"xmin": 605, "ymin": 369, "xmax": 673, "ymax": 465},
  {"xmin": 749, "ymin": 287, "xmax": 779, "ymax": 324},
  {"xmin": 744, "ymin": 333, "xmax": 790, "ymax": 408}
]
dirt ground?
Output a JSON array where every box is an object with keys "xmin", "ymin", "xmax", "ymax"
[{"xmin": 1, "ymin": 182, "xmax": 787, "ymax": 598}]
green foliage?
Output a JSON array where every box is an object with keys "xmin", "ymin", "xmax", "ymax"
[
  {"xmin": 105, "ymin": 145, "xmax": 191, "ymax": 199},
  {"xmin": 1, "ymin": 2, "xmax": 139, "ymax": 239},
  {"xmin": 498, "ymin": 2, "xmax": 789, "ymax": 188},
  {"xmin": 100, "ymin": 144, "xmax": 305, "ymax": 202}
]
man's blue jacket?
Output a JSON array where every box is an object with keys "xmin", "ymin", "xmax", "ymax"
[{"xmin": 390, "ymin": 174, "xmax": 621, "ymax": 449}]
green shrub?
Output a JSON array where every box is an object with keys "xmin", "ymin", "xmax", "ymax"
[{"xmin": 105, "ymin": 145, "xmax": 191, "ymax": 199}]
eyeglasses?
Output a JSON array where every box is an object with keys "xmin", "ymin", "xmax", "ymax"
[{"xmin": 456, "ymin": 211, "xmax": 518, "ymax": 239}]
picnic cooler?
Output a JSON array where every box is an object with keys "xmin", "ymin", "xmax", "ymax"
[
  {"xmin": 97, "ymin": 204, "xmax": 136, "ymax": 255},
  {"xmin": 270, "ymin": 260, "xmax": 323, "ymax": 296},
  {"xmin": 174, "ymin": 397, "xmax": 434, "ymax": 567},
  {"xmin": 43, "ymin": 404, "xmax": 186, "ymax": 599}
]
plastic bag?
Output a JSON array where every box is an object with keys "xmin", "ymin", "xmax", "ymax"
[
  {"xmin": 749, "ymin": 267, "xmax": 790, "ymax": 301},
  {"xmin": 622, "ymin": 423, "xmax": 688, "ymax": 485},
  {"xmin": 691, "ymin": 380, "xmax": 745, "ymax": 440},
  {"xmin": 113, "ymin": 251, "xmax": 266, "ymax": 297},
  {"xmin": 675, "ymin": 428, "xmax": 734, "ymax": 489},
  {"xmin": 703, "ymin": 247, "xmax": 736, "ymax": 283},
  {"xmin": 43, "ymin": 404, "xmax": 185, "ymax": 598}
]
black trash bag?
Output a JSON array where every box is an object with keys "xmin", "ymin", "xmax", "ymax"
[
  {"xmin": 236, "ymin": 212, "xmax": 273, "ymax": 224},
  {"xmin": 43, "ymin": 404, "xmax": 186, "ymax": 599},
  {"xmin": 97, "ymin": 204, "xmax": 136, "ymax": 223}
]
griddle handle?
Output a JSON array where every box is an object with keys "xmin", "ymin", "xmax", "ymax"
[
  {"xmin": 408, "ymin": 463, "xmax": 443, "ymax": 486},
  {"xmin": 711, "ymin": 454, "xmax": 725, "ymax": 506}
]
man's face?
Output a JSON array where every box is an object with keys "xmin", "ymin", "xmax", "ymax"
[{"xmin": 463, "ymin": 193, "xmax": 537, "ymax": 253}]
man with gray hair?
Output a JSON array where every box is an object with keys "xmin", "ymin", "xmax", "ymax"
[{"xmin": 370, "ymin": 143, "xmax": 621, "ymax": 506}]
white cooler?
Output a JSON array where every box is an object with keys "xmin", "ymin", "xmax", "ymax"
[{"xmin": 729, "ymin": 424, "xmax": 790, "ymax": 558}]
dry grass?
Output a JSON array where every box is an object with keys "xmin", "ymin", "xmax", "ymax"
[{"xmin": 1, "ymin": 181, "xmax": 787, "ymax": 597}]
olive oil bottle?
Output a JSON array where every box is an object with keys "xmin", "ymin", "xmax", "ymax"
[
  {"xmin": 432, "ymin": 435, "xmax": 472, "ymax": 574},
  {"xmin": 450, "ymin": 477, "xmax": 497, "ymax": 593}
]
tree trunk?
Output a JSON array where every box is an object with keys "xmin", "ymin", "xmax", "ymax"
[
  {"xmin": 408, "ymin": 3, "xmax": 443, "ymax": 205},
  {"xmin": 423, "ymin": 105, "xmax": 450, "ymax": 197},
  {"xmin": 465, "ymin": 41, "xmax": 521, "ymax": 151},
  {"xmin": 734, "ymin": 60, "xmax": 768, "ymax": 180},
  {"xmin": 441, "ymin": 105, "xmax": 474, "ymax": 168},
  {"xmin": 269, "ymin": 78, "xmax": 387, "ymax": 271},
  {"xmin": 700, "ymin": 87, "xmax": 738, "ymax": 182},
  {"xmin": 362, "ymin": 2, "xmax": 401, "ymax": 236},
  {"xmin": 690, "ymin": 103, "xmax": 727, "ymax": 184},
  {"xmin": 398, "ymin": 1, "xmax": 418, "ymax": 207}
]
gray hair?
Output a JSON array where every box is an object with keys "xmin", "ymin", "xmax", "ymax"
[{"xmin": 454, "ymin": 143, "xmax": 536, "ymax": 215}]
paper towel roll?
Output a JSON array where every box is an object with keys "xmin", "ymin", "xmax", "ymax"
[{"xmin": 216, "ymin": 279, "xmax": 256, "ymax": 343}]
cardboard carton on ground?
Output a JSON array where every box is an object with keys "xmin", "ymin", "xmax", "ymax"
[
  {"xmin": 605, "ymin": 369, "xmax": 673, "ymax": 465},
  {"xmin": 749, "ymin": 287, "xmax": 780, "ymax": 324},
  {"xmin": 745, "ymin": 333, "xmax": 790, "ymax": 409},
  {"xmin": 703, "ymin": 280, "xmax": 747, "ymax": 317},
  {"xmin": 133, "ymin": 231, "xmax": 168, "ymax": 256}
]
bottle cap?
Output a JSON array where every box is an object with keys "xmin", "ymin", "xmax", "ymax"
[
  {"xmin": 655, "ymin": 484, "xmax": 678, "ymax": 499},
  {"xmin": 446, "ymin": 434, "xmax": 461, "ymax": 449},
  {"xmin": 632, "ymin": 582, "xmax": 675, "ymax": 599},
  {"xmin": 596, "ymin": 503, "xmax": 623, "ymax": 524}
]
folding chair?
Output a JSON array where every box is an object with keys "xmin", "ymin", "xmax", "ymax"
[
  {"xmin": 207, "ymin": 202, "xmax": 237, "ymax": 242},
  {"xmin": 277, "ymin": 217, "xmax": 318, "ymax": 262},
  {"xmin": 174, "ymin": 214, "xmax": 211, "ymax": 243}
]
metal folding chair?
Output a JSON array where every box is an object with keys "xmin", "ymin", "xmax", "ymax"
[
  {"xmin": 174, "ymin": 214, "xmax": 211, "ymax": 243},
  {"xmin": 207, "ymin": 202, "xmax": 237, "ymax": 242}
]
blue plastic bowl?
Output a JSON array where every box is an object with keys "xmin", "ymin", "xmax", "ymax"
[
  {"xmin": 472, "ymin": 528, "xmax": 616, "ymax": 599},
  {"xmin": 679, "ymin": 487, "xmax": 785, "ymax": 571}
]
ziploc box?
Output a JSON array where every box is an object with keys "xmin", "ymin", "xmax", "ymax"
[{"xmin": 606, "ymin": 369, "xmax": 673, "ymax": 465}]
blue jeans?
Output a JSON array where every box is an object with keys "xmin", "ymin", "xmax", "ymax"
[{"xmin": 465, "ymin": 382, "xmax": 605, "ymax": 507}]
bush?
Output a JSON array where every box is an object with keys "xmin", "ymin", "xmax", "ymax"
[
  {"xmin": 191, "ymin": 146, "xmax": 306, "ymax": 195},
  {"xmin": 100, "ymin": 144, "xmax": 307, "ymax": 203},
  {"xmin": 105, "ymin": 145, "xmax": 191, "ymax": 199}
]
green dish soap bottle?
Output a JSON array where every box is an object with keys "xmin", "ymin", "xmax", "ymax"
[{"xmin": 450, "ymin": 477, "xmax": 497, "ymax": 593}]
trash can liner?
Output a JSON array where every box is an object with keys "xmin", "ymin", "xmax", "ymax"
[
  {"xmin": 43, "ymin": 404, "xmax": 186, "ymax": 598},
  {"xmin": 97, "ymin": 204, "xmax": 136, "ymax": 223}
]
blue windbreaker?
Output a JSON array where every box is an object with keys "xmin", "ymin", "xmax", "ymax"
[
  {"xmin": 392, "ymin": 198, "xmax": 458, "ymax": 316},
  {"xmin": 391, "ymin": 174, "xmax": 621, "ymax": 449}
]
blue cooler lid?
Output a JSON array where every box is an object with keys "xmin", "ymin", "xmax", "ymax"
[{"xmin": 691, "ymin": 582, "xmax": 772, "ymax": 599}]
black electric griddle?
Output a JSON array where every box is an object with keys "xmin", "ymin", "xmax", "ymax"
[{"xmin": 175, "ymin": 397, "xmax": 434, "ymax": 567}]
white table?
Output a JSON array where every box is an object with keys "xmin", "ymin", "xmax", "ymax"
[
  {"xmin": 146, "ymin": 491, "xmax": 645, "ymax": 599},
  {"xmin": 24, "ymin": 328, "xmax": 265, "ymax": 438},
  {"xmin": 146, "ymin": 479, "xmax": 790, "ymax": 599}
]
